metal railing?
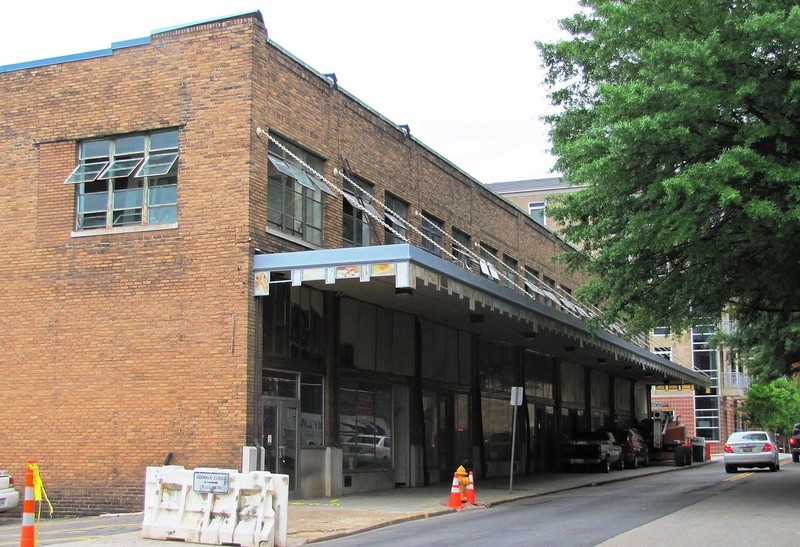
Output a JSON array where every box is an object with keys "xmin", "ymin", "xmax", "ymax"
[{"xmin": 721, "ymin": 371, "xmax": 751, "ymax": 392}]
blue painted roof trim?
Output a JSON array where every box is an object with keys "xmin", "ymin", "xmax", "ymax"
[
  {"xmin": 0, "ymin": 37, "xmax": 151, "ymax": 74},
  {"xmin": 0, "ymin": 10, "xmax": 261, "ymax": 74},
  {"xmin": 254, "ymin": 244, "xmax": 709, "ymax": 386}
]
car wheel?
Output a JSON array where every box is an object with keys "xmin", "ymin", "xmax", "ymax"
[
  {"xmin": 793, "ymin": 453, "xmax": 799, "ymax": 463},
  {"xmin": 632, "ymin": 455, "xmax": 639, "ymax": 469},
  {"xmin": 772, "ymin": 461, "xmax": 780, "ymax": 472},
  {"xmin": 725, "ymin": 464, "xmax": 736, "ymax": 473},
  {"xmin": 601, "ymin": 460, "xmax": 611, "ymax": 473},
  {"xmin": 616, "ymin": 457, "xmax": 625, "ymax": 471}
]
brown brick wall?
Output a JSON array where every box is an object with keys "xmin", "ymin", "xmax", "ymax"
[
  {"xmin": 0, "ymin": 16, "xmax": 262, "ymax": 514},
  {"xmin": 260, "ymin": 41, "xmax": 585, "ymax": 288}
]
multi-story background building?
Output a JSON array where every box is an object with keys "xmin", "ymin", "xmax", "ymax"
[{"xmin": 0, "ymin": 12, "xmax": 707, "ymax": 515}]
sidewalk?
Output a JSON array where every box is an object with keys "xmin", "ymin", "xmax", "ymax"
[{"xmin": 44, "ymin": 458, "xmax": 718, "ymax": 546}]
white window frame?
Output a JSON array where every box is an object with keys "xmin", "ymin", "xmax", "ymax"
[{"xmin": 528, "ymin": 201, "xmax": 546, "ymax": 225}]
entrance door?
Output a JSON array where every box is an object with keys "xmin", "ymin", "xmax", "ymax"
[{"xmin": 263, "ymin": 400, "xmax": 298, "ymax": 491}]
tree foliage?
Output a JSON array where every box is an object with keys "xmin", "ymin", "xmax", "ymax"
[
  {"xmin": 537, "ymin": 1, "xmax": 800, "ymax": 377},
  {"xmin": 739, "ymin": 377, "xmax": 800, "ymax": 435}
]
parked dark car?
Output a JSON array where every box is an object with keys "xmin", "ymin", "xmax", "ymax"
[
  {"xmin": 788, "ymin": 423, "xmax": 800, "ymax": 462},
  {"xmin": 559, "ymin": 430, "xmax": 624, "ymax": 473},
  {"xmin": 599, "ymin": 427, "xmax": 649, "ymax": 469}
]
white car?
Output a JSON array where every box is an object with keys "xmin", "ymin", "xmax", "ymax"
[
  {"xmin": 723, "ymin": 431, "xmax": 780, "ymax": 473},
  {"xmin": 343, "ymin": 435, "xmax": 391, "ymax": 467},
  {"xmin": 0, "ymin": 471, "xmax": 20, "ymax": 513}
]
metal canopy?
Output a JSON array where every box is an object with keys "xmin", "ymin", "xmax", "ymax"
[{"xmin": 254, "ymin": 244, "xmax": 710, "ymax": 388}]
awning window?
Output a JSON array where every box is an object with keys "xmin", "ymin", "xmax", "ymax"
[
  {"xmin": 98, "ymin": 158, "xmax": 143, "ymax": 180},
  {"xmin": 64, "ymin": 161, "xmax": 109, "ymax": 184},
  {"xmin": 308, "ymin": 171, "xmax": 337, "ymax": 196},
  {"xmin": 135, "ymin": 152, "xmax": 178, "ymax": 178},
  {"xmin": 269, "ymin": 154, "xmax": 315, "ymax": 191},
  {"xmin": 344, "ymin": 192, "xmax": 381, "ymax": 218}
]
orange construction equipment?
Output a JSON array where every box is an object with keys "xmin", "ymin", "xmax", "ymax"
[
  {"xmin": 466, "ymin": 471, "xmax": 476, "ymax": 505},
  {"xmin": 20, "ymin": 460, "xmax": 35, "ymax": 547},
  {"xmin": 446, "ymin": 473, "xmax": 462, "ymax": 509}
]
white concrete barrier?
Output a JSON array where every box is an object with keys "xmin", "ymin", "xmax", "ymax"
[{"xmin": 142, "ymin": 466, "xmax": 289, "ymax": 547}]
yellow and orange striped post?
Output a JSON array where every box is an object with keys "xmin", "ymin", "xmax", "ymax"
[{"xmin": 20, "ymin": 460, "xmax": 36, "ymax": 547}]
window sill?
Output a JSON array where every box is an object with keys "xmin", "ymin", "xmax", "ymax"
[
  {"xmin": 71, "ymin": 222, "xmax": 178, "ymax": 238},
  {"xmin": 265, "ymin": 225, "xmax": 322, "ymax": 250}
]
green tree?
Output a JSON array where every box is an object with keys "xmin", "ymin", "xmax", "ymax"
[
  {"xmin": 537, "ymin": 1, "xmax": 800, "ymax": 377},
  {"xmin": 739, "ymin": 378, "xmax": 800, "ymax": 435}
]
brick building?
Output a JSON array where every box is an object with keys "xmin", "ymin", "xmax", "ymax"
[{"xmin": 0, "ymin": 12, "xmax": 707, "ymax": 515}]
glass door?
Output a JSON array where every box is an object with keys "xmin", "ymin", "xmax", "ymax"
[{"xmin": 263, "ymin": 400, "xmax": 298, "ymax": 491}]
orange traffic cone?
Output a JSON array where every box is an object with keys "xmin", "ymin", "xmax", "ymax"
[
  {"xmin": 446, "ymin": 473, "xmax": 462, "ymax": 509},
  {"xmin": 466, "ymin": 471, "xmax": 476, "ymax": 505},
  {"xmin": 20, "ymin": 460, "xmax": 35, "ymax": 547}
]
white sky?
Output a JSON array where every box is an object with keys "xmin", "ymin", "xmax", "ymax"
[{"xmin": 1, "ymin": 1, "xmax": 579, "ymax": 183}]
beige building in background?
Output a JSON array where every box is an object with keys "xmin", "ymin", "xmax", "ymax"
[{"xmin": 485, "ymin": 178, "xmax": 587, "ymax": 233}]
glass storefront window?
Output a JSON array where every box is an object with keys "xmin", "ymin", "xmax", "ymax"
[
  {"xmin": 478, "ymin": 339, "xmax": 514, "ymax": 393},
  {"xmin": 524, "ymin": 351, "xmax": 554, "ymax": 400},
  {"xmin": 340, "ymin": 379, "xmax": 393, "ymax": 469},
  {"xmin": 264, "ymin": 370, "xmax": 298, "ymax": 398},
  {"xmin": 482, "ymin": 397, "xmax": 513, "ymax": 462},
  {"xmin": 262, "ymin": 285, "xmax": 324, "ymax": 363},
  {"xmin": 299, "ymin": 374, "xmax": 323, "ymax": 447}
]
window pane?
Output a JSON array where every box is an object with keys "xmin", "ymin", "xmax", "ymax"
[
  {"xmin": 149, "ymin": 183, "xmax": 177, "ymax": 206},
  {"xmin": 113, "ymin": 209, "xmax": 142, "ymax": 226},
  {"xmin": 341, "ymin": 379, "xmax": 392, "ymax": 469},
  {"xmin": 149, "ymin": 205, "xmax": 177, "ymax": 224},
  {"xmin": 114, "ymin": 135, "xmax": 146, "ymax": 155},
  {"xmin": 113, "ymin": 188, "xmax": 143, "ymax": 209},
  {"xmin": 64, "ymin": 161, "xmax": 109, "ymax": 184},
  {"xmin": 98, "ymin": 158, "xmax": 143, "ymax": 180},
  {"xmin": 300, "ymin": 374, "xmax": 323, "ymax": 447},
  {"xmin": 529, "ymin": 201, "xmax": 546, "ymax": 225},
  {"xmin": 78, "ymin": 192, "xmax": 108, "ymax": 214},
  {"xmin": 136, "ymin": 153, "xmax": 178, "ymax": 178},
  {"xmin": 421, "ymin": 214, "xmax": 443, "ymax": 256},
  {"xmin": 264, "ymin": 370, "xmax": 298, "ymax": 398},
  {"xmin": 80, "ymin": 140, "xmax": 110, "ymax": 159},
  {"xmin": 78, "ymin": 180, "xmax": 108, "ymax": 213},
  {"xmin": 79, "ymin": 212, "xmax": 107, "ymax": 229},
  {"xmin": 150, "ymin": 129, "xmax": 179, "ymax": 151}
]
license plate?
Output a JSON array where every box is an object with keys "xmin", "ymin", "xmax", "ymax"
[{"xmin": 742, "ymin": 447, "xmax": 753, "ymax": 452}]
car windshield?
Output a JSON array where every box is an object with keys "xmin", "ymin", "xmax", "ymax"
[{"xmin": 729, "ymin": 432, "xmax": 768, "ymax": 442}]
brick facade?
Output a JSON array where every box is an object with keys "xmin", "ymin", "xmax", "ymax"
[{"xmin": 0, "ymin": 13, "xmax": 594, "ymax": 515}]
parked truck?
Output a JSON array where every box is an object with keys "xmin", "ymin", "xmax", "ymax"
[{"xmin": 639, "ymin": 410, "xmax": 693, "ymax": 466}]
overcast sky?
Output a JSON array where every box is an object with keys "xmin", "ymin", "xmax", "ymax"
[{"xmin": 1, "ymin": 1, "xmax": 580, "ymax": 183}]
